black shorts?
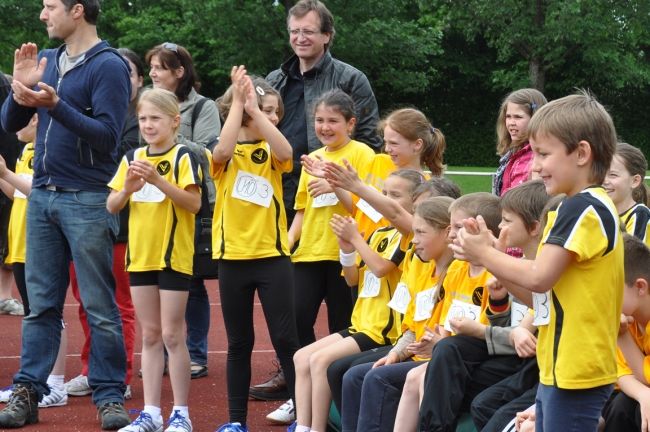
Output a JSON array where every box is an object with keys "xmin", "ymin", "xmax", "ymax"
[
  {"xmin": 129, "ymin": 268, "xmax": 191, "ymax": 291},
  {"xmin": 338, "ymin": 329, "xmax": 384, "ymax": 352}
]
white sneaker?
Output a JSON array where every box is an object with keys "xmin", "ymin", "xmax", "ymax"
[
  {"xmin": 0, "ymin": 299, "xmax": 24, "ymax": 316},
  {"xmin": 0, "ymin": 385, "xmax": 13, "ymax": 403},
  {"xmin": 124, "ymin": 384, "xmax": 132, "ymax": 400},
  {"xmin": 118, "ymin": 410, "xmax": 163, "ymax": 432},
  {"xmin": 165, "ymin": 410, "xmax": 192, "ymax": 432},
  {"xmin": 39, "ymin": 386, "xmax": 68, "ymax": 408},
  {"xmin": 65, "ymin": 374, "xmax": 93, "ymax": 396},
  {"xmin": 266, "ymin": 399, "xmax": 295, "ymax": 424}
]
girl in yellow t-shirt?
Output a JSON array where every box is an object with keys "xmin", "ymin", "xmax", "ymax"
[
  {"xmin": 304, "ymin": 108, "xmax": 447, "ymax": 241},
  {"xmin": 288, "ymin": 89, "xmax": 375, "ymax": 347},
  {"xmin": 211, "ymin": 67, "xmax": 300, "ymax": 432},
  {"xmin": 107, "ymin": 88, "xmax": 201, "ymax": 432},
  {"xmin": 603, "ymin": 142, "xmax": 650, "ymax": 246},
  {"xmin": 291, "ymin": 169, "xmax": 422, "ymax": 432}
]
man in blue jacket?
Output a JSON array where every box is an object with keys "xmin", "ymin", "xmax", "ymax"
[{"xmin": 0, "ymin": 0, "xmax": 131, "ymax": 429}]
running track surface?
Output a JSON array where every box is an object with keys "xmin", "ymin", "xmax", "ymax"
[{"xmin": 0, "ymin": 280, "xmax": 331, "ymax": 431}]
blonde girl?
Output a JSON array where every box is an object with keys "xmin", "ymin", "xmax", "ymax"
[
  {"xmin": 604, "ymin": 142, "xmax": 650, "ymax": 246},
  {"xmin": 107, "ymin": 88, "xmax": 202, "ymax": 432},
  {"xmin": 493, "ymin": 89, "xmax": 547, "ymax": 196}
]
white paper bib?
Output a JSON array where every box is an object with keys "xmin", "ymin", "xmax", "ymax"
[{"xmin": 232, "ymin": 170, "xmax": 273, "ymax": 208}]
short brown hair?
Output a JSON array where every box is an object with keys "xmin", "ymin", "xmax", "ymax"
[
  {"xmin": 378, "ymin": 108, "xmax": 446, "ymax": 177},
  {"xmin": 412, "ymin": 177, "xmax": 461, "ymax": 201},
  {"xmin": 287, "ymin": 0, "xmax": 336, "ymax": 51},
  {"xmin": 527, "ymin": 90, "xmax": 617, "ymax": 185},
  {"xmin": 449, "ymin": 192, "xmax": 501, "ymax": 237},
  {"xmin": 623, "ymin": 233, "xmax": 650, "ymax": 286},
  {"xmin": 496, "ymin": 89, "xmax": 548, "ymax": 156},
  {"xmin": 499, "ymin": 180, "xmax": 550, "ymax": 234},
  {"xmin": 216, "ymin": 76, "xmax": 284, "ymax": 126}
]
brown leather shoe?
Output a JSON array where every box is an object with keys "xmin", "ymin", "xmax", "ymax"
[{"xmin": 248, "ymin": 361, "xmax": 290, "ymax": 401}]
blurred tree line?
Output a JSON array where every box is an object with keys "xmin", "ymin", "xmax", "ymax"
[{"xmin": 2, "ymin": 0, "xmax": 649, "ymax": 167}]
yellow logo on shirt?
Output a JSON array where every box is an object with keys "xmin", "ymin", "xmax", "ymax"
[
  {"xmin": 377, "ymin": 238, "xmax": 388, "ymax": 252},
  {"xmin": 472, "ymin": 287, "xmax": 484, "ymax": 306},
  {"xmin": 157, "ymin": 161, "xmax": 171, "ymax": 175},
  {"xmin": 251, "ymin": 148, "xmax": 268, "ymax": 164}
]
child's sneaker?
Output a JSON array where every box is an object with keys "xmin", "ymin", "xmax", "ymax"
[
  {"xmin": 215, "ymin": 422, "xmax": 248, "ymax": 432},
  {"xmin": 266, "ymin": 399, "xmax": 295, "ymax": 424},
  {"xmin": 0, "ymin": 385, "xmax": 13, "ymax": 403},
  {"xmin": 118, "ymin": 410, "xmax": 163, "ymax": 432},
  {"xmin": 165, "ymin": 410, "xmax": 192, "ymax": 432},
  {"xmin": 0, "ymin": 299, "xmax": 24, "ymax": 316},
  {"xmin": 38, "ymin": 386, "xmax": 67, "ymax": 408},
  {"xmin": 64, "ymin": 374, "xmax": 92, "ymax": 396},
  {"xmin": 286, "ymin": 422, "xmax": 297, "ymax": 432}
]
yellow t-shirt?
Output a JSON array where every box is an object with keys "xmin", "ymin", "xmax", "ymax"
[
  {"xmin": 349, "ymin": 226, "xmax": 405, "ymax": 345},
  {"xmin": 616, "ymin": 320, "xmax": 650, "ymax": 383},
  {"xmin": 434, "ymin": 260, "xmax": 490, "ymax": 330},
  {"xmin": 109, "ymin": 145, "xmax": 201, "ymax": 275},
  {"xmin": 292, "ymin": 140, "xmax": 374, "ymax": 262},
  {"xmin": 353, "ymin": 154, "xmax": 395, "ymax": 240},
  {"xmin": 538, "ymin": 186, "xmax": 624, "ymax": 389},
  {"xmin": 211, "ymin": 140, "xmax": 292, "ymax": 260},
  {"xmin": 620, "ymin": 203, "xmax": 650, "ymax": 247},
  {"xmin": 6, "ymin": 143, "xmax": 34, "ymax": 265}
]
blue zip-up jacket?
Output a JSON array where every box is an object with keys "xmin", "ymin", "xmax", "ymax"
[{"xmin": 1, "ymin": 40, "xmax": 131, "ymax": 192}]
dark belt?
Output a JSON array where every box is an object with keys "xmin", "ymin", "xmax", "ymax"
[{"xmin": 44, "ymin": 185, "xmax": 80, "ymax": 192}]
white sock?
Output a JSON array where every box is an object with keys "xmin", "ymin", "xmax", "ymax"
[
  {"xmin": 46, "ymin": 375, "xmax": 64, "ymax": 392},
  {"xmin": 296, "ymin": 426, "xmax": 311, "ymax": 432},
  {"xmin": 143, "ymin": 405, "xmax": 163, "ymax": 425},
  {"xmin": 171, "ymin": 406, "xmax": 189, "ymax": 419}
]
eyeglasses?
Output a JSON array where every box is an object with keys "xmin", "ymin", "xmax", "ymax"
[
  {"xmin": 288, "ymin": 29, "xmax": 321, "ymax": 37},
  {"xmin": 162, "ymin": 42, "xmax": 178, "ymax": 53}
]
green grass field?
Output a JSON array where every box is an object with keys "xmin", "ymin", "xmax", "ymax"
[
  {"xmin": 445, "ymin": 166, "xmax": 496, "ymax": 194},
  {"xmin": 445, "ymin": 166, "xmax": 650, "ymax": 195}
]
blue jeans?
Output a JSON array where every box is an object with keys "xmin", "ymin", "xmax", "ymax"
[
  {"xmin": 185, "ymin": 277, "xmax": 210, "ymax": 365},
  {"xmin": 535, "ymin": 383, "xmax": 614, "ymax": 432},
  {"xmin": 341, "ymin": 360, "xmax": 420, "ymax": 432},
  {"xmin": 16, "ymin": 188, "xmax": 126, "ymax": 407}
]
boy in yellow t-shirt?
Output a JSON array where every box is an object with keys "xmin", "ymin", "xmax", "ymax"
[
  {"xmin": 452, "ymin": 92, "xmax": 623, "ymax": 432},
  {"xmin": 601, "ymin": 235, "xmax": 650, "ymax": 431}
]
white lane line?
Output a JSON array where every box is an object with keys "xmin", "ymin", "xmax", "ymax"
[{"xmin": 0, "ymin": 349, "xmax": 277, "ymax": 360}]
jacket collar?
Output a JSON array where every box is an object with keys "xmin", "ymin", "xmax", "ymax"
[
  {"xmin": 280, "ymin": 51, "xmax": 333, "ymax": 79},
  {"xmin": 54, "ymin": 40, "xmax": 126, "ymax": 74}
]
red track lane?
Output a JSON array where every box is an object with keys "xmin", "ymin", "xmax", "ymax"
[{"xmin": 0, "ymin": 280, "xmax": 331, "ymax": 431}]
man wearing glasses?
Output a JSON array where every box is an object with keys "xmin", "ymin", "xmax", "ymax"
[
  {"xmin": 0, "ymin": 0, "xmax": 130, "ymax": 429},
  {"xmin": 266, "ymin": 0, "xmax": 382, "ymax": 227},
  {"xmin": 257, "ymin": 0, "xmax": 381, "ymax": 423}
]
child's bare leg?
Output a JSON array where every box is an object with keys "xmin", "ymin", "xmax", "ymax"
[
  {"xmin": 393, "ymin": 362, "xmax": 429, "ymax": 432},
  {"xmin": 309, "ymin": 337, "xmax": 360, "ymax": 431},
  {"xmin": 161, "ymin": 289, "xmax": 190, "ymax": 406},
  {"xmin": 131, "ymin": 285, "xmax": 164, "ymax": 408},
  {"xmin": 51, "ymin": 327, "xmax": 67, "ymax": 375},
  {"xmin": 294, "ymin": 333, "xmax": 346, "ymax": 428}
]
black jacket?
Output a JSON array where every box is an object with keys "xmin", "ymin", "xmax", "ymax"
[{"xmin": 267, "ymin": 52, "xmax": 382, "ymax": 153}]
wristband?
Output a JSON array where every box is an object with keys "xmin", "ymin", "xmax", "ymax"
[
  {"xmin": 339, "ymin": 250, "xmax": 357, "ymax": 267},
  {"xmin": 488, "ymin": 294, "xmax": 510, "ymax": 313}
]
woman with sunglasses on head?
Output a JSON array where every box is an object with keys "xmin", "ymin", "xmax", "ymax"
[{"xmin": 145, "ymin": 42, "xmax": 221, "ymax": 381}]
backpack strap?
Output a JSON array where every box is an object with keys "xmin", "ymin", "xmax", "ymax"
[{"xmin": 191, "ymin": 97, "xmax": 209, "ymax": 134}]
